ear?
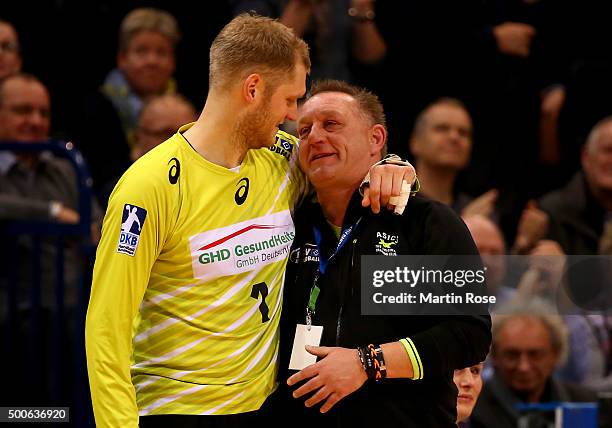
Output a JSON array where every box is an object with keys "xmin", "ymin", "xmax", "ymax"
[
  {"xmin": 242, "ymin": 73, "xmax": 263, "ymax": 104},
  {"xmin": 369, "ymin": 124, "xmax": 387, "ymax": 156}
]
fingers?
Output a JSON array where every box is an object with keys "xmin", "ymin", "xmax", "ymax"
[
  {"xmin": 525, "ymin": 199, "xmax": 537, "ymax": 210},
  {"xmin": 390, "ymin": 169, "xmax": 403, "ymax": 203},
  {"xmin": 320, "ymin": 393, "xmax": 342, "ymax": 413},
  {"xmin": 304, "ymin": 385, "xmax": 332, "ymax": 408},
  {"xmin": 305, "ymin": 345, "xmax": 331, "ymax": 357},
  {"xmin": 461, "ymin": 189, "xmax": 497, "ymax": 217},
  {"xmin": 287, "ymin": 364, "xmax": 318, "ymax": 386},
  {"xmin": 402, "ymin": 164, "xmax": 417, "ymax": 186},
  {"xmin": 522, "ymin": 24, "xmax": 536, "ymax": 37},
  {"xmin": 379, "ymin": 172, "xmax": 393, "ymax": 208},
  {"xmin": 361, "ymin": 188, "xmax": 371, "ymax": 208},
  {"xmin": 484, "ymin": 188, "xmax": 498, "ymax": 201},
  {"xmin": 368, "ymin": 172, "xmax": 382, "ymax": 214},
  {"xmin": 293, "ymin": 376, "xmax": 324, "ymax": 400}
]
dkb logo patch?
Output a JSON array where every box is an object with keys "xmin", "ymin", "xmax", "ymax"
[{"xmin": 117, "ymin": 204, "xmax": 147, "ymax": 256}]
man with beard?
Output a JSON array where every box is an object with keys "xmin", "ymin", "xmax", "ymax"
[{"xmin": 86, "ymin": 14, "xmax": 414, "ymax": 428}]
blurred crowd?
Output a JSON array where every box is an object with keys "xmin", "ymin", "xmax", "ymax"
[{"xmin": 1, "ymin": 0, "xmax": 612, "ymax": 425}]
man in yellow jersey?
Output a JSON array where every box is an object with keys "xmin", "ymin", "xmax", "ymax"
[{"xmin": 86, "ymin": 13, "xmax": 414, "ymax": 428}]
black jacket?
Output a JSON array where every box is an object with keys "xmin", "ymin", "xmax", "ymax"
[
  {"xmin": 539, "ymin": 171, "xmax": 605, "ymax": 255},
  {"xmin": 471, "ymin": 373, "xmax": 597, "ymax": 428},
  {"xmin": 279, "ymin": 193, "xmax": 492, "ymax": 427}
]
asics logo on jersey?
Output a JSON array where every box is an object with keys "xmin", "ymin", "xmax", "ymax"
[
  {"xmin": 168, "ymin": 157, "xmax": 180, "ymax": 184},
  {"xmin": 235, "ymin": 177, "xmax": 249, "ymax": 205}
]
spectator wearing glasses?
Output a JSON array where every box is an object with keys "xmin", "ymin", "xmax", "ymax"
[{"xmin": 0, "ymin": 19, "xmax": 22, "ymax": 80}]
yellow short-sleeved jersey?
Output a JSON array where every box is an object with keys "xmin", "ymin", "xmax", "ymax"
[{"xmin": 85, "ymin": 124, "xmax": 306, "ymax": 427}]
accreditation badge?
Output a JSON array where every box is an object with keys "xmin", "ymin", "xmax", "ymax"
[{"xmin": 289, "ymin": 324, "xmax": 323, "ymax": 370}]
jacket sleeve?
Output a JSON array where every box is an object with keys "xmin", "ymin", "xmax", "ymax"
[
  {"xmin": 407, "ymin": 201, "xmax": 492, "ymax": 377},
  {"xmin": 85, "ymin": 167, "xmax": 174, "ymax": 428},
  {"xmin": 0, "ymin": 194, "xmax": 53, "ymax": 220}
]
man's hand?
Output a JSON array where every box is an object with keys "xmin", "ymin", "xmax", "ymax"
[
  {"xmin": 56, "ymin": 206, "xmax": 80, "ymax": 224},
  {"xmin": 461, "ymin": 189, "xmax": 498, "ymax": 218},
  {"xmin": 362, "ymin": 162, "xmax": 416, "ymax": 213},
  {"xmin": 493, "ymin": 22, "xmax": 536, "ymax": 58},
  {"xmin": 513, "ymin": 201, "xmax": 549, "ymax": 254},
  {"xmin": 539, "ymin": 86, "xmax": 566, "ymax": 165},
  {"xmin": 287, "ymin": 345, "xmax": 367, "ymax": 413}
]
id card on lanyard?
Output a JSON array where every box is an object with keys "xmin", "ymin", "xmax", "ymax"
[
  {"xmin": 306, "ymin": 217, "xmax": 362, "ymax": 328},
  {"xmin": 289, "ymin": 217, "xmax": 362, "ymax": 370}
]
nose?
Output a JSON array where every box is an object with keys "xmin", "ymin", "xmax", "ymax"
[
  {"xmin": 27, "ymin": 109, "xmax": 46, "ymax": 127},
  {"xmin": 517, "ymin": 353, "xmax": 532, "ymax": 372},
  {"xmin": 448, "ymin": 127, "xmax": 462, "ymax": 143},
  {"xmin": 305, "ymin": 122, "xmax": 327, "ymax": 146},
  {"xmin": 456, "ymin": 369, "xmax": 473, "ymax": 388},
  {"xmin": 286, "ymin": 102, "xmax": 298, "ymax": 122}
]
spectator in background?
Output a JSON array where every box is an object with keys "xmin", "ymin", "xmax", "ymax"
[
  {"xmin": 103, "ymin": 8, "xmax": 179, "ymax": 146},
  {"xmin": 131, "ymin": 93, "xmax": 196, "ymax": 161},
  {"xmin": 75, "ymin": 7, "xmax": 180, "ymax": 199},
  {"xmin": 463, "ymin": 215, "xmax": 511, "ymax": 307},
  {"xmin": 0, "ymin": 72, "xmax": 101, "ymax": 291},
  {"xmin": 100, "ymin": 93, "xmax": 197, "ymax": 208},
  {"xmin": 472, "ymin": 299, "xmax": 595, "ymax": 428},
  {"xmin": 0, "ymin": 73, "xmax": 79, "ymax": 224},
  {"xmin": 0, "ymin": 19, "xmax": 21, "ymax": 80},
  {"xmin": 454, "ymin": 363, "xmax": 484, "ymax": 427},
  {"xmin": 539, "ymin": 116, "xmax": 612, "ymax": 255},
  {"xmin": 0, "ymin": 73, "xmax": 100, "ymax": 405},
  {"xmin": 231, "ymin": 0, "xmax": 386, "ymax": 82},
  {"xmin": 410, "ymin": 98, "xmax": 498, "ymax": 218}
]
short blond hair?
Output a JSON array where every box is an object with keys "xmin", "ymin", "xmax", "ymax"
[
  {"xmin": 119, "ymin": 8, "xmax": 180, "ymax": 52},
  {"xmin": 209, "ymin": 13, "xmax": 310, "ymax": 91}
]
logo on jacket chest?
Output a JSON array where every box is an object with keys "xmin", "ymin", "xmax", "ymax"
[
  {"xmin": 289, "ymin": 243, "xmax": 319, "ymax": 264},
  {"xmin": 375, "ymin": 231, "xmax": 398, "ymax": 256}
]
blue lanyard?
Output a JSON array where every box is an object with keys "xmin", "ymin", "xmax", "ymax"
[{"xmin": 306, "ymin": 217, "xmax": 362, "ymax": 325}]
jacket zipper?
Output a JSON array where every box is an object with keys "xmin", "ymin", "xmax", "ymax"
[{"xmin": 336, "ymin": 238, "xmax": 358, "ymax": 346}]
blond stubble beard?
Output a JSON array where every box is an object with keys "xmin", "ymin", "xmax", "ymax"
[{"xmin": 231, "ymin": 97, "xmax": 275, "ymax": 151}]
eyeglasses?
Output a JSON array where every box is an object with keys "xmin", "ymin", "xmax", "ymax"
[{"xmin": 0, "ymin": 41, "xmax": 19, "ymax": 54}]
